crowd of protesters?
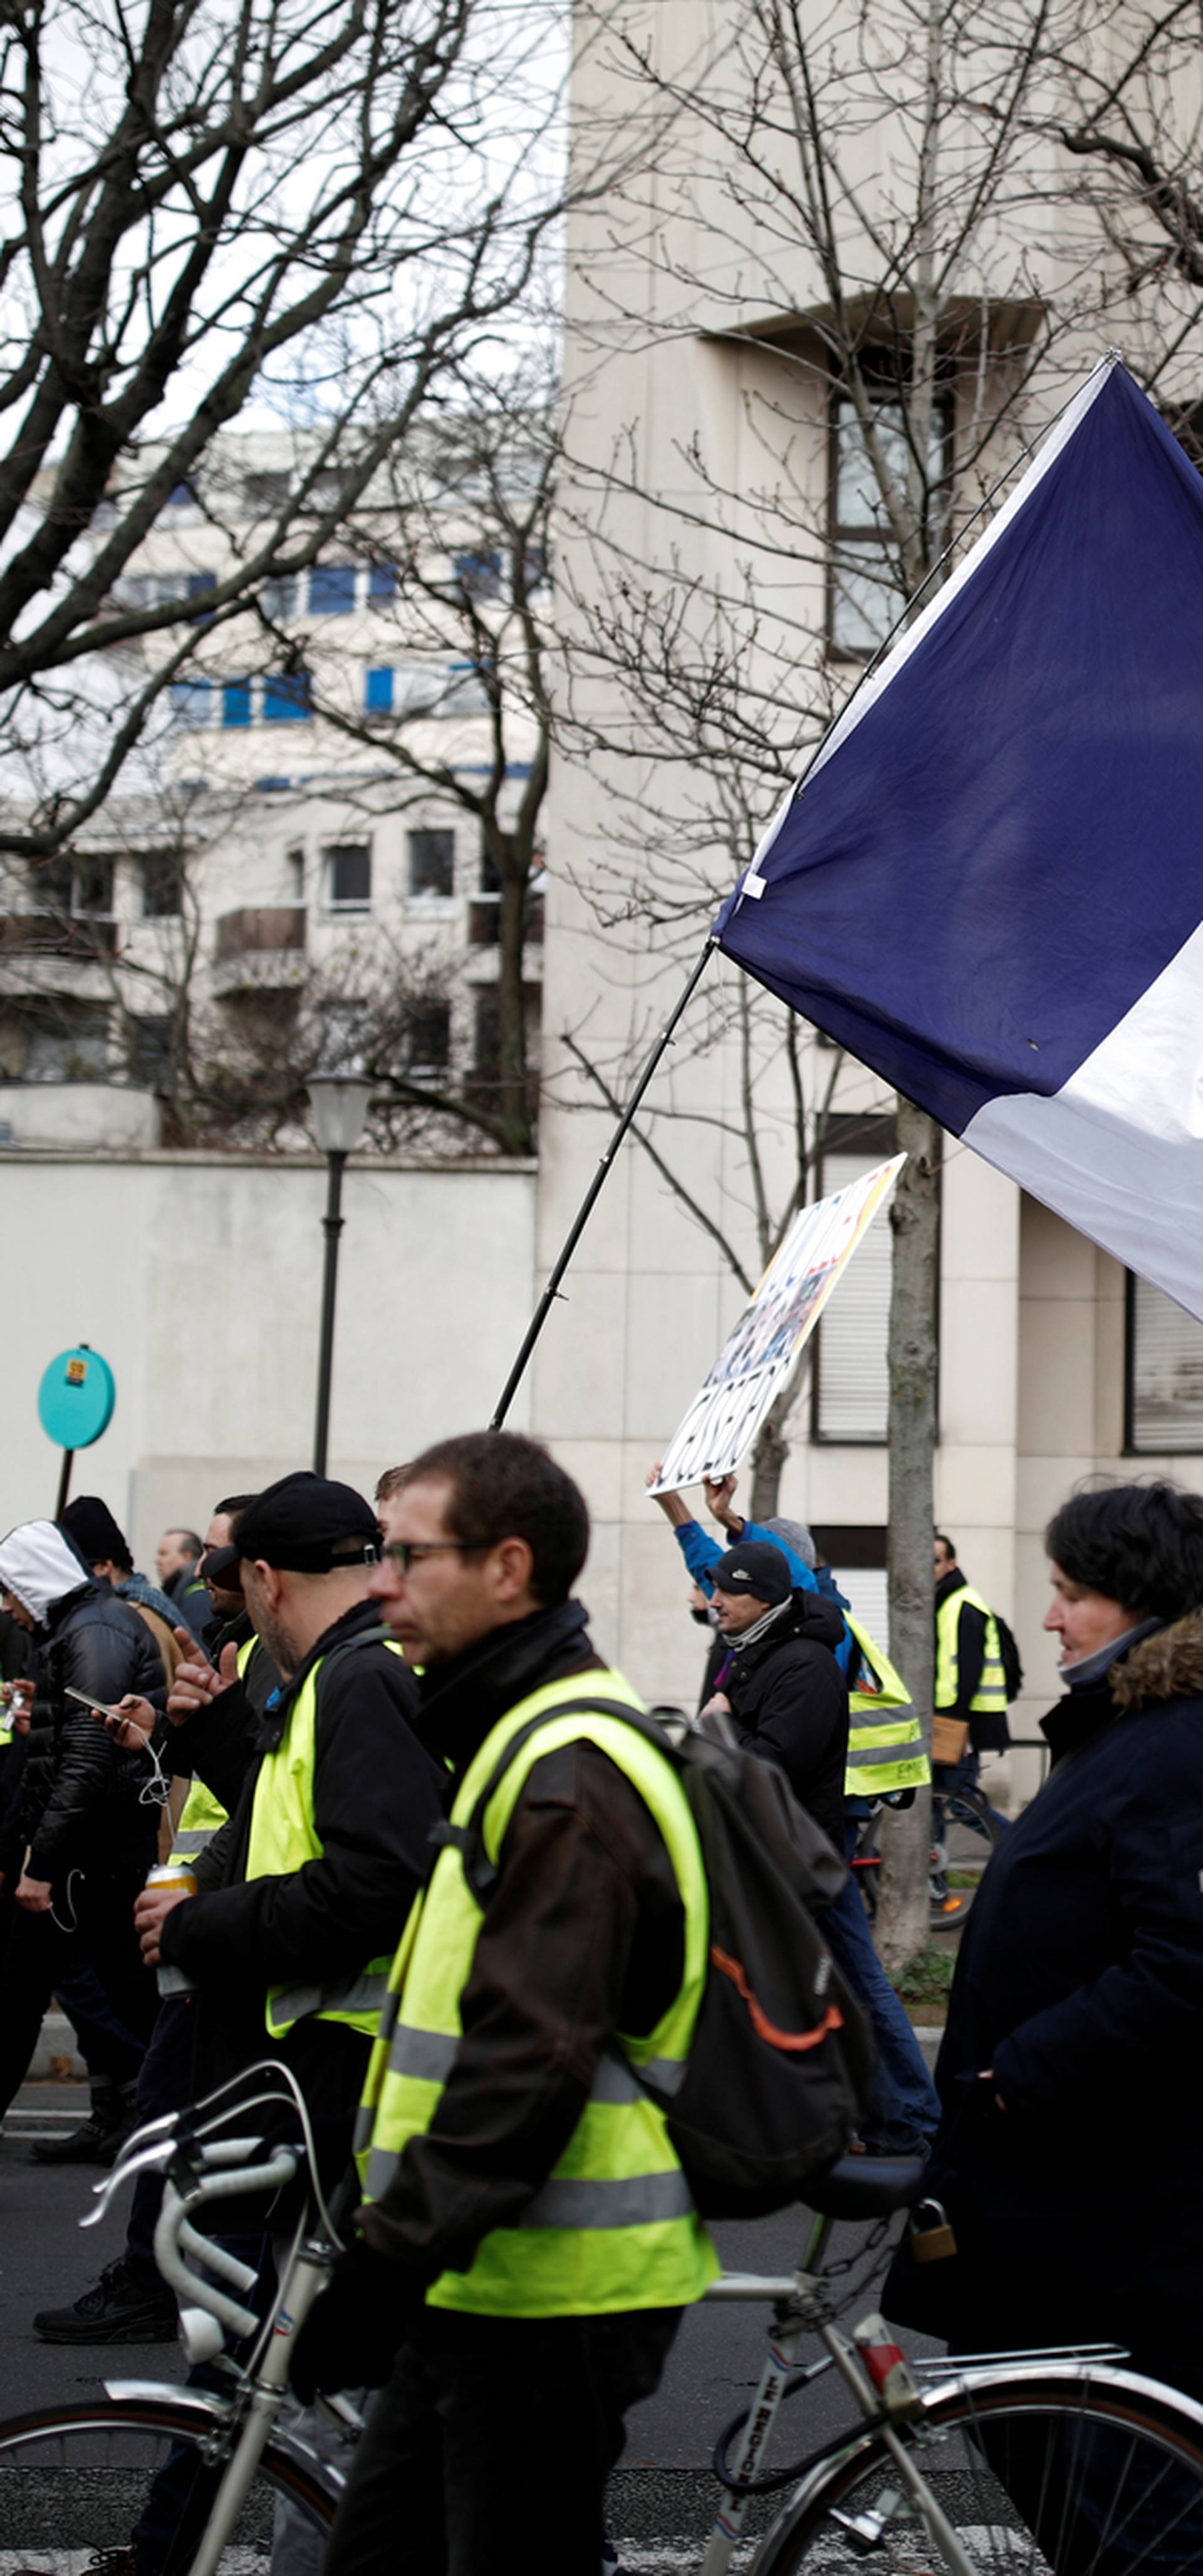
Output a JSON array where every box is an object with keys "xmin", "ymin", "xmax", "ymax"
[{"xmin": 1, "ymin": 1447, "xmax": 1202, "ymax": 2576}]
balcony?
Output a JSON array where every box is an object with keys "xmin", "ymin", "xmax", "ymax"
[
  {"xmin": 0, "ymin": 913, "xmax": 118, "ymax": 958},
  {"xmin": 212, "ymin": 904, "xmax": 308, "ymax": 995}
]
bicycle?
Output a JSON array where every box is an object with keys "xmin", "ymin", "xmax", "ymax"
[
  {"xmin": 855, "ymin": 1781, "xmax": 1005, "ymax": 1924},
  {"xmin": 4, "ymin": 2080, "xmax": 1203, "ymax": 2573}
]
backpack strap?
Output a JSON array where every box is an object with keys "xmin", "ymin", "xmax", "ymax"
[{"xmin": 429, "ymin": 1696, "xmax": 675, "ymax": 1905}]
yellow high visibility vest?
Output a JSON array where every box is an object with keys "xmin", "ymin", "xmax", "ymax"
[
  {"xmin": 355, "ymin": 1670, "xmax": 719, "ymax": 2320},
  {"xmin": 935, "ymin": 1586, "xmax": 1007, "ymax": 1716},
  {"xmin": 246, "ymin": 1630, "xmax": 407, "ymax": 2040},
  {"xmin": 844, "ymin": 1616, "xmax": 930, "ymax": 1794},
  {"xmin": 168, "ymin": 1635, "xmax": 258, "ymax": 1865}
]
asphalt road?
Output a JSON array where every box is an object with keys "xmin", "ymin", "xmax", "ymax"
[{"xmin": 0, "ymin": 2079, "xmax": 946, "ymax": 2572}]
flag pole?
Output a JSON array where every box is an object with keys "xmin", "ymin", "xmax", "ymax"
[{"xmin": 490, "ymin": 938, "xmax": 717, "ymax": 1429}]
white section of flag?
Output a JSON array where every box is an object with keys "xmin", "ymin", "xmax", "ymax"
[{"xmin": 966, "ymin": 917, "xmax": 1203, "ymax": 1321}]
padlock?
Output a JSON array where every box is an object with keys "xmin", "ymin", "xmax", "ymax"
[{"xmin": 909, "ymin": 2197, "xmax": 957, "ymax": 2264}]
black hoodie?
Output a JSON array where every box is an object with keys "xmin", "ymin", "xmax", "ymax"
[{"xmin": 721, "ymin": 1588, "xmax": 849, "ymax": 1850}]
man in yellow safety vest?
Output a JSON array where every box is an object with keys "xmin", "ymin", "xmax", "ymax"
[
  {"xmin": 291, "ymin": 1431, "xmax": 719, "ymax": 2576},
  {"xmin": 931, "ymin": 1532, "xmax": 1012, "ymax": 1912}
]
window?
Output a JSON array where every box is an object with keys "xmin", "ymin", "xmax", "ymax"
[
  {"xmin": 263, "ymin": 573, "xmax": 299, "ymax": 620},
  {"xmin": 828, "ymin": 384, "xmax": 951, "ymax": 659},
  {"xmin": 263, "ymin": 670, "xmax": 313, "ymax": 723},
  {"xmin": 365, "ymin": 666, "xmax": 394, "ymax": 716},
  {"xmin": 22, "ymin": 1006, "xmax": 110, "ymax": 1081},
  {"xmin": 128, "ymin": 1015, "xmax": 172, "ymax": 1087},
  {"xmin": 474, "ymin": 992, "xmax": 501, "ymax": 1084},
  {"xmin": 368, "ymin": 562, "xmax": 397, "ymax": 602},
  {"xmin": 405, "ymin": 1000, "xmax": 450, "ymax": 1077},
  {"xmin": 223, "ymin": 679, "xmax": 251, "ymax": 728},
  {"xmin": 170, "ymin": 678, "xmax": 214, "ymax": 729},
  {"xmin": 142, "ymin": 854, "xmax": 184, "ymax": 918},
  {"xmin": 1127, "ymin": 1274, "xmax": 1203, "ymax": 1451},
  {"xmin": 244, "ymin": 469, "xmax": 293, "ymax": 516},
  {"xmin": 811, "ymin": 1119, "xmax": 897, "ymax": 1443},
  {"xmin": 308, "ymin": 563, "xmax": 356, "ymax": 616},
  {"xmin": 186, "ymin": 572, "xmax": 216, "ymax": 621},
  {"xmin": 407, "ymin": 829, "xmax": 455, "ymax": 898},
  {"xmin": 454, "ymin": 548, "xmax": 502, "ymax": 599},
  {"xmin": 811, "ymin": 1527, "xmax": 890, "ymax": 1649},
  {"xmin": 326, "ymin": 842, "xmax": 372, "ymax": 911},
  {"xmin": 29, "ymin": 857, "xmax": 75, "ymax": 915},
  {"xmin": 286, "ymin": 849, "xmax": 305, "ymax": 906},
  {"xmin": 162, "ymin": 477, "xmax": 199, "ymax": 510},
  {"xmin": 73, "ymin": 857, "xmax": 113, "ymax": 916}
]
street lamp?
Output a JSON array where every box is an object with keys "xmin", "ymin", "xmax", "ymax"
[{"xmin": 306, "ymin": 1071, "xmax": 373, "ymax": 1477}]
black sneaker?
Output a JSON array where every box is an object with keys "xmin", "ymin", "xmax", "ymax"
[{"xmin": 33, "ymin": 2258, "xmax": 177, "ymax": 2345}]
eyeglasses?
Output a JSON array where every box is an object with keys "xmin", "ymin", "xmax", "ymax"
[{"xmin": 378, "ymin": 1540, "xmax": 491, "ymax": 1573}]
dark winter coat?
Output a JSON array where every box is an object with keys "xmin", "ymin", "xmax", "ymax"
[
  {"xmin": 159, "ymin": 1596, "xmax": 445, "ymax": 2181},
  {"xmin": 885, "ymin": 1613, "xmax": 1203, "ymax": 2375},
  {"xmin": 21, "ymin": 1580, "xmax": 166, "ymax": 1882},
  {"xmin": 720, "ymin": 1590, "xmax": 849, "ymax": 1851}
]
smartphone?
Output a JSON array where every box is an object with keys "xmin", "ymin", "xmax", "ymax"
[{"xmin": 64, "ymin": 1685, "xmax": 132, "ymax": 1723}]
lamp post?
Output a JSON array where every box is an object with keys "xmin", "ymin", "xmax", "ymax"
[{"xmin": 307, "ymin": 1072, "xmax": 373, "ymax": 1477}]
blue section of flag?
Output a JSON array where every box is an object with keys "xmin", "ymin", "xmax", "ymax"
[{"xmin": 714, "ymin": 364, "xmax": 1203, "ymax": 1134}]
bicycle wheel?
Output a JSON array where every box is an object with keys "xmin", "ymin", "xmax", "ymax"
[
  {"xmin": 0, "ymin": 2390, "xmax": 338, "ymax": 2573},
  {"xmin": 945, "ymin": 1787, "xmax": 1004, "ymax": 1855},
  {"xmin": 758, "ymin": 2362, "xmax": 1203, "ymax": 2575}
]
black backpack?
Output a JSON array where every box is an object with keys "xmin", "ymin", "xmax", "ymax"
[
  {"xmin": 448, "ymin": 1695, "xmax": 874, "ymax": 2221},
  {"xmin": 994, "ymin": 1611, "xmax": 1024, "ymax": 1704}
]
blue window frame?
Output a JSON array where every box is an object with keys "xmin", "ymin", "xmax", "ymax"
[
  {"xmin": 368, "ymin": 562, "xmax": 397, "ymax": 602},
  {"xmin": 308, "ymin": 563, "xmax": 356, "ymax": 615},
  {"xmin": 453, "ymin": 548, "xmax": 502, "ymax": 599},
  {"xmin": 263, "ymin": 670, "xmax": 313, "ymax": 723},
  {"xmin": 365, "ymin": 666, "xmax": 394, "ymax": 715},
  {"xmin": 222, "ymin": 679, "xmax": 251, "ymax": 727}
]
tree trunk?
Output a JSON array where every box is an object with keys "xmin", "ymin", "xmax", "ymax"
[{"xmin": 876, "ymin": 1094, "xmax": 941, "ymax": 1974}]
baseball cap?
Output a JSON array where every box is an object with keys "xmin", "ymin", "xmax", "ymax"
[
  {"xmin": 711, "ymin": 1539, "xmax": 794, "ymax": 1606},
  {"xmin": 234, "ymin": 1472, "xmax": 379, "ymax": 1573}
]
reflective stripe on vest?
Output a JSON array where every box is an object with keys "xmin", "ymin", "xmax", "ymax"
[
  {"xmin": 935, "ymin": 1588, "xmax": 1007, "ymax": 1714},
  {"xmin": 356, "ymin": 1670, "xmax": 719, "ymax": 2320},
  {"xmin": 843, "ymin": 1616, "xmax": 931, "ymax": 1794},
  {"xmin": 246, "ymin": 1633, "xmax": 408, "ymax": 2039},
  {"xmin": 168, "ymin": 1635, "xmax": 257, "ymax": 1867}
]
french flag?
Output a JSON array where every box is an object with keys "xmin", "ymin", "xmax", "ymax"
[{"xmin": 714, "ymin": 356, "xmax": 1203, "ymax": 1322}]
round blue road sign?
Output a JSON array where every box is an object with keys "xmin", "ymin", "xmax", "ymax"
[{"xmin": 38, "ymin": 1346, "xmax": 117, "ymax": 1450}]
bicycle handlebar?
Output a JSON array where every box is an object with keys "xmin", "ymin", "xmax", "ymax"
[{"xmin": 154, "ymin": 2145, "xmax": 300, "ymax": 2342}]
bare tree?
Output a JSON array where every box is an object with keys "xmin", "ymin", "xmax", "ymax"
[
  {"xmin": 552, "ymin": 0, "xmax": 1194, "ymax": 1964},
  {"xmin": 0, "ymin": 0, "xmax": 570, "ymax": 856}
]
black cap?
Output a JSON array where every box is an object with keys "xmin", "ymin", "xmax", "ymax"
[
  {"xmin": 711, "ymin": 1539, "xmax": 793, "ymax": 1607},
  {"xmin": 60, "ymin": 1495, "xmax": 133, "ymax": 1573},
  {"xmin": 234, "ymin": 1472, "xmax": 379, "ymax": 1574}
]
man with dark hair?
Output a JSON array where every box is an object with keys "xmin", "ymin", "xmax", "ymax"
[
  {"xmin": 154, "ymin": 1525, "xmax": 209, "ymax": 1641},
  {"xmin": 931, "ymin": 1531, "xmax": 1011, "ymax": 1914},
  {"xmin": 291, "ymin": 1430, "xmax": 719, "ymax": 2576}
]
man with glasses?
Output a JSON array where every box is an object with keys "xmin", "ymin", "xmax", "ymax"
[{"xmin": 292, "ymin": 1430, "xmax": 719, "ymax": 2576}]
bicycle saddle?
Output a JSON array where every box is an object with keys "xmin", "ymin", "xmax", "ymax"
[{"xmin": 804, "ymin": 2150, "xmax": 929, "ymax": 2221}]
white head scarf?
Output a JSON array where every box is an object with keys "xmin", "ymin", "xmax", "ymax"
[{"xmin": 0, "ymin": 1521, "xmax": 90, "ymax": 1625}]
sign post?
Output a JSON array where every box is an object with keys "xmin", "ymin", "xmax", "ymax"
[{"xmin": 37, "ymin": 1344, "xmax": 117, "ymax": 1514}]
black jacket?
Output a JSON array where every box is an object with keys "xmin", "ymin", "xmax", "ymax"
[
  {"xmin": 359, "ymin": 1599, "xmax": 687, "ymax": 2288},
  {"xmin": 887, "ymin": 1612, "xmax": 1203, "ymax": 2368},
  {"xmin": 159, "ymin": 1596, "xmax": 444, "ymax": 2174},
  {"xmin": 19, "ymin": 1580, "xmax": 165, "ymax": 1882},
  {"xmin": 934, "ymin": 1568, "xmax": 1008, "ymax": 1754},
  {"xmin": 721, "ymin": 1591, "xmax": 849, "ymax": 1850}
]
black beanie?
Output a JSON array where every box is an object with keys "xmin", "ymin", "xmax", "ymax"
[{"xmin": 60, "ymin": 1495, "xmax": 133, "ymax": 1573}]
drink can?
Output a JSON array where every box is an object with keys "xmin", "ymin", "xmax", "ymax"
[{"xmin": 145, "ymin": 1860, "xmax": 199, "ymax": 1993}]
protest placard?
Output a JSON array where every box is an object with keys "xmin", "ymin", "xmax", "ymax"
[{"xmin": 647, "ymin": 1153, "xmax": 905, "ymax": 1494}]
